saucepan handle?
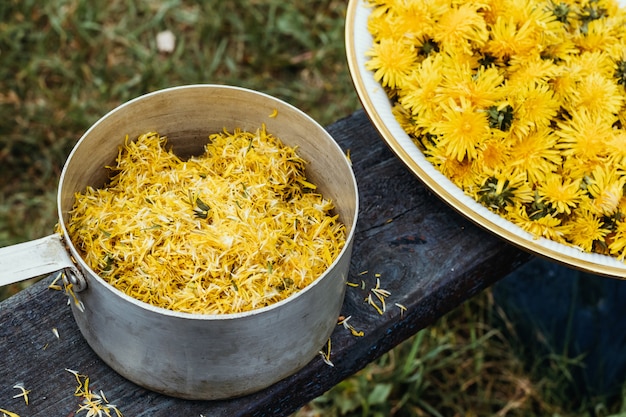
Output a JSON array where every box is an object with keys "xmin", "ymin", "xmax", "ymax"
[{"xmin": 0, "ymin": 234, "xmax": 86, "ymax": 291}]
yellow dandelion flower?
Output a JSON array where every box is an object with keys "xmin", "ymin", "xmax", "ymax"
[
  {"xmin": 485, "ymin": 0, "xmax": 533, "ymax": 27},
  {"xmin": 365, "ymin": 37, "xmax": 416, "ymax": 89},
  {"xmin": 505, "ymin": 204, "xmax": 569, "ymax": 243},
  {"xmin": 367, "ymin": 11, "xmax": 401, "ymax": 41},
  {"xmin": 508, "ymin": 81, "xmax": 561, "ymax": 135},
  {"xmin": 567, "ymin": 73, "xmax": 623, "ymax": 119},
  {"xmin": 574, "ymin": 18, "xmax": 622, "ymax": 52},
  {"xmin": 605, "ymin": 129, "xmax": 626, "ymax": 165},
  {"xmin": 508, "ymin": 127, "xmax": 562, "ymax": 184},
  {"xmin": 424, "ymin": 140, "xmax": 478, "ymax": 190},
  {"xmin": 608, "ymin": 220, "xmax": 626, "ymax": 260},
  {"xmin": 473, "ymin": 130, "xmax": 512, "ymax": 176},
  {"xmin": 561, "ymin": 156, "xmax": 607, "ymax": 183},
  {"xmin": 479, "ymin": 0, "xmax": 506, "ymax": 25},
  {"xmin": 449, "ymin": 158, "xmax": 480, "ymax": 191},
  {"xmin": 398, "ymin": 53, "xmax": 445, "ymax": 119},
  {"xmin": 584, "ymin": 165, "xmax": 625, "ymax": 216},
  {"xmin": 432, "ymin": 96, "xmax": 491, "ymax": 161},
  {"xmin": 485, "ymin": 15, "xmax": 536, "ymax": 60},
  {"xmin": 574, "ymin": 50, "xmax": 618, "ymax": 78},
  {"xmin": 550, "ymin": 66, "xmax": 581, "ymax": 104},
  {"xmin": 565, "ymin": 209, "xmax": 610, "ymax": 253},
  {"xmin": 392, "ymin": 103, "xmax": 422, "ymax": 138},
  {"xmin": 556, "ymin": 109, "xmax": 613, "ymax": 162},
  {"xmin": 475, "ymin": 170, "xmax": 534, "ymax": 212},
  {"xmin": 394, "ymin": 1, "xmax": 440, "ymax": 42},
  {"xmin": 438, "ymin": 62, "xmax": 505, "ymax": 109},
  {"xmin": 432, "ymin": 3, "xmax": 489, "ymax": 53},
  {"xmin": 540, "ymin": 37, "xmax": 578, "ymax": 62},
  {"xmin": 506, "ymin": 56, "xmax": 560, "ymax": 88},
  {"xmin": 526, "ymin": 4, "xmax": 566, "ymax": 40},
  {"xmin": 536, "ymin": 174, "xmax": 583, "ymax": 215}
]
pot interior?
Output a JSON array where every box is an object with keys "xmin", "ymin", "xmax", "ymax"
[{"xmin": 57, "ymin": 84, "xmax": 358, "ymax": 305}]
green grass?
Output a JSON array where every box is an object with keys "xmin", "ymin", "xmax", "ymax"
[
  {"xmin": 297, "ymin": 288, "xmax": 626, "ymax": 417},
  {"xmin": 1, "ymin": 1, "xmax": 625, "ymax": 415}
]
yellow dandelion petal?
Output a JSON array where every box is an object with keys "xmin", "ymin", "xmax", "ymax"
[
  {"xmin": 0, "ymin": 408, "xmax": 21, "ymax": 417},
  {"xmin": 69, "ymin": 128, "xmax": 345, "ymax": 314},
  {"xmin": 12, "ymin": 383, "xmax": 30, "ymax": 406}
]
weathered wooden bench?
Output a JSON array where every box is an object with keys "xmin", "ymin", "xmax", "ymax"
[{"xmin": 0, "ymin": 110, "xmax": 531, "ymax": 416}]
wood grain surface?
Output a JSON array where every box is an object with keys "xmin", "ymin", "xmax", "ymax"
[{"xmin": 0, "ymin": 110, "xmax": 531, "ymax": 416}]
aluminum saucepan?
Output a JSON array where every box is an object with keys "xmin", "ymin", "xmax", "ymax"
[{"xmin": 0, "ymin": 85, "xmax": 359, "ymax": 400}]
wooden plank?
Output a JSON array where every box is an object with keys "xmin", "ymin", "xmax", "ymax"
[{"xmin": 0, "ymin": 110, "xmax": 531, "ymax": 417}]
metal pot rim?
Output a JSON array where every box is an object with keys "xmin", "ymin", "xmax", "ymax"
[{"xmin": 56, "ymin": 84, "xmax": 359, "ymax": 321}]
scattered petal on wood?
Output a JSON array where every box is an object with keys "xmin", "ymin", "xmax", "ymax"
[
  {"xmin": 0, "ymin": 408, "xmax": 21, "ymax": 417},
  {"xmin": 12, "ymin": 383, "xmax": 30, "ymax": 406}
]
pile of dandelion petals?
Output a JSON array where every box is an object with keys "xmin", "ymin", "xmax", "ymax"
[
  {"xmin": 67, "ymin": 128, "xmax": 346, "ymax": 314},
  {"xmin": 365, "ymin": 0, "xmax": 626, "ymax": 260}
]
